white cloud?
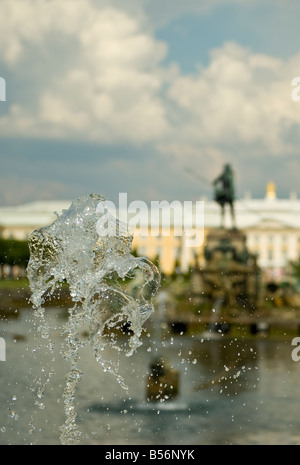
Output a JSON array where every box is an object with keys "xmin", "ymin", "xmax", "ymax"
[
  {"xmin": 164, "ymin": 42, "xmax": 300, "ymax": 158},
  {"xmin": 1, "ymin": 0, "xmax": 300, "ymax": 165},
  {"xmin": 0, "ymin": 0, "xmax": 170, "ymax": 142}
]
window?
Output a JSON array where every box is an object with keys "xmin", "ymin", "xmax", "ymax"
[
  {"xmin": 282, "ymin": 249, "xmax": 288, "ymax": 260},
  {"xmin": 268, "ymin": 249, "xmax": 273, "ymax": 260}
]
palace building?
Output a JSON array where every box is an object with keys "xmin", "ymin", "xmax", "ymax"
[{"xmin": 0, "ymin": 183, "xmax": 300, "ymax": 281}]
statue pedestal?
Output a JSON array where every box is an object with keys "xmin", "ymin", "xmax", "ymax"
[
  {"xmin": 199, "ymin": 228, "xmax": 260, "ymax": 310},
  {"xmin": 205, "ymin": 228, "xmax": 247, "ymax": 256}
]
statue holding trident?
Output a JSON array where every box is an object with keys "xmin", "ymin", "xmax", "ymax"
[{"xmin": 213, "ymin": 163, "xmax": 236, "ymax": 229}]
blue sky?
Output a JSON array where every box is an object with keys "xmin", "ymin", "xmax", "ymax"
[
  {"xmin": 156, "ymin": 4, "xmax": 300, "ymax": 69},
  {"xmin": 0, "ymin": 0, "xmax": 300, "ymax": 206}
]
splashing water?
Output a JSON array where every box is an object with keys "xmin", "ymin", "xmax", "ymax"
[{"xmin": 27, "ymin": 194, "xmax": 160, "ymax": 444}]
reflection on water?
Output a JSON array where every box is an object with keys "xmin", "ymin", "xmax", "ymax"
[{"xmin": 0, "ymin": 308, "xmax": 300, "ymax": 445}]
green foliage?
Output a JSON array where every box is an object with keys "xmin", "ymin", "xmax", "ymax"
[
  {"xmin": 0, "ymin": 238, "xmax": 30, "ymax": 267},
  {"xmin": 289, "ymin": 257, "xmax": 300, "ymax": 281}
]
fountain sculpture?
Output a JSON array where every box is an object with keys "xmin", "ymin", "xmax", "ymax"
[
  {"xmin": 196, "ymin": 164, "xmax": 260, "ymax": 316},
  {"xmin": 146, "ymin": 291, "xmax": 179, "ymax": 402},
  {"xmin": 27, "ymin": 194, "xmax": 160, "ymax": 445}
]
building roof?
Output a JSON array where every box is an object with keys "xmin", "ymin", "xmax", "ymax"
[
  {"xmin": 0, "ymin": 200, "xmax": 71, "ymax": 228},
  {"xmin": 206, "ymin": 197, "xmax": 300, "ymax": 230},
  {"xmin": 0, "ymin": 184, "xmax": 300, "ymax": 232}
]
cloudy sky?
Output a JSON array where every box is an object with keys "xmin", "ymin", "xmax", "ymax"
[{"xmin": 0, "ymin": 0, "xmax": 300, "ymax": 206}]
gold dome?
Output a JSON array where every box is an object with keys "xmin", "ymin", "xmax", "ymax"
[{"xmin": 266, "ymin": 181, "xmax": 276, "ymax": 199}]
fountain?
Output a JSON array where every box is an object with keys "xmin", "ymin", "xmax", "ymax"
[
  {"xmin": 26, "ymin": 194, "xmax": 160, "ymax": 445},
  {"xmin": 199, "ymin": 228, "xmax": 260, "ymax": 312},
  {"xmin": 194, "ymin": 164, "xmax": 260, "ymax": 322},
  {"xmin": 146, "ymin": 291, "xmax": 179, "ymax": 403},
  {"xmin": 200, "ymin": 296, "xmax": 225, "ymax": 340}
]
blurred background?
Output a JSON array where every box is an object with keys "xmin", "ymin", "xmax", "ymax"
[
  {"xmin": 0, "ymin": 0, "xmax": 300, "ymax": 206},
  {"xmin": 1, "ymin": 0, "xmax": 300, "ymax": 446}
]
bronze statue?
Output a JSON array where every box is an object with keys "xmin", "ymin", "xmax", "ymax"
[{"xmin": 213, "ymin": 163, "xmax": 236, "ymax": 228}]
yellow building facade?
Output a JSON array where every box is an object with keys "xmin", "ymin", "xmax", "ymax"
[{"xmin": 1, "ymin": 184, "xmax": 300, "ymax": 280}]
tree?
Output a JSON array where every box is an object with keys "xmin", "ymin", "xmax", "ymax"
[{"xmin": 0, "ymin": 238, "xmax": 30, "ymax": 276}]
